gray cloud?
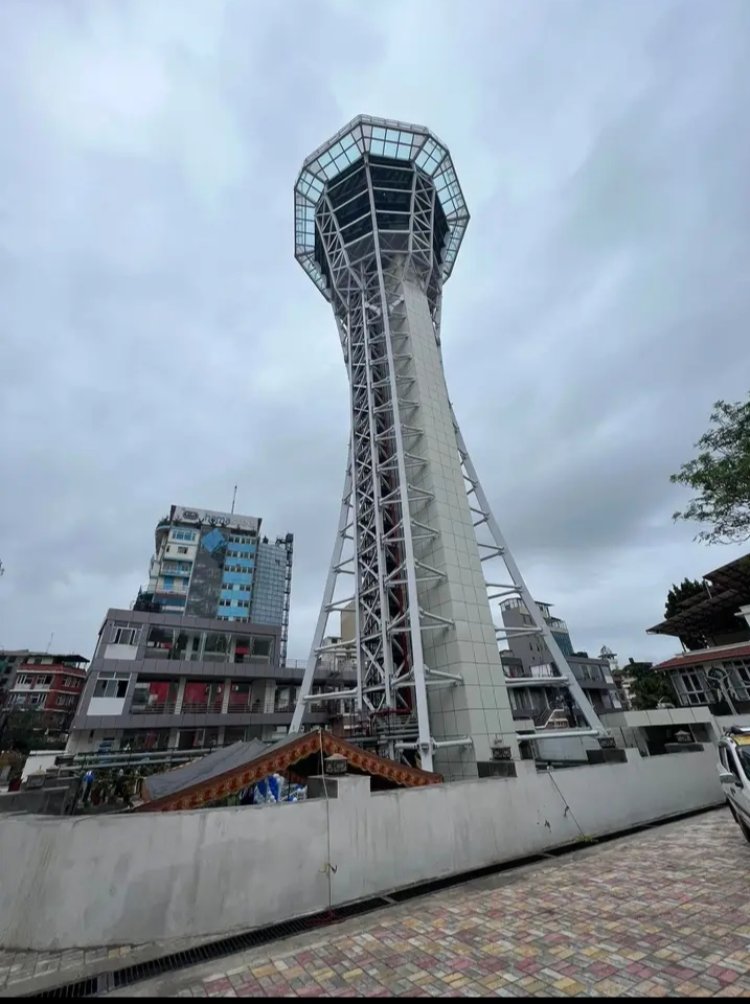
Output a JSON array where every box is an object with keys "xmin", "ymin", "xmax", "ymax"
[{"xmin": 1, "ymin": 0, "xmax": 748, "ymax": 668}]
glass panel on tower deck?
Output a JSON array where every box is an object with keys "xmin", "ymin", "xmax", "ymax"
[
  {"xmin": 332, "ymin": 190, "xmax": 371, "ymax": 230},
  {"xmin": 326, "ymin": 160, "xmax": 367, "ymax": 208}
]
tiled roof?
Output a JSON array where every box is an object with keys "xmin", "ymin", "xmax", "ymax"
[
  {"xmin": 136, "ymin": 729, "xmax": 442, "ymax": 812},
  {"xmin": 653, "ymin": 643, "xmax": 750, "ymax": 672}
]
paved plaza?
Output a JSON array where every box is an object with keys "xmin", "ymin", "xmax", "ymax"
[
  {"xmin": 113, "ymin": 808, "xmax": 749, "ymax": 998},
  {"xmin": 2, "ymin": 807, "xmax": 747, "ymax": 998}
]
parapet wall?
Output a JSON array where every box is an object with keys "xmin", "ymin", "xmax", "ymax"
[{"xmin": 0, "ymin": 749, "xmax": 724, "ymax": 950}]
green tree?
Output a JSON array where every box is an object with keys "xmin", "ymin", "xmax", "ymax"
[
  {"xmin": 664, "ymin": 577, "xmax": 705, "ymax": 619},
  {"xmin": 0, "ymin": 710, "xmax": 62, "ymax": 752},
  {"xmin": 626, "ymin": 659, "xmax": 677, "ymax": 711},
  {"xmin": 671, "ymin": 395, "xmax": 750, "ymax": 544}
]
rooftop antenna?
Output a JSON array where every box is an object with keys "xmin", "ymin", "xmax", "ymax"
[
  {"xmin": 45, "ymin": 632, "xmax": 54, "ymax": 655},
  {"xmin": 231, "ymin": 485, "xmax": 238, "ymax": 515}
]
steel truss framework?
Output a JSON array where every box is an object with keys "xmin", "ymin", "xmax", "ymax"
[{"xmin": 290, "ymin": 116, "xmax": 603, "ymax": 770}]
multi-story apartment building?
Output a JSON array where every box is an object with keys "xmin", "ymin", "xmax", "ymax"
[
  {"xmin": 65, "ymin": 505, "xmax": 306, "ymax": 754},
  {"xmin": 1, "ymin": 649, "xmax": 31, "ymax": 706},
  {"xmin": 66, "ymin": 609, "xmax": 356, "ymax": 754},
  {"xmin": 2, "ymin": 653, "xmax": 88, "ymax": 738},
  {"xmin": 501, "ymin": 599, "xmax": 622, "ymax": 727},
  {"xmin": 135, "ymin": 505, "xmax": 293, "ymax": 661}
]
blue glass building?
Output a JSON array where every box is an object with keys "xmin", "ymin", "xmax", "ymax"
[{"xmin": 140, "ymin": 505, "xmax": 293, "ymax": 663}]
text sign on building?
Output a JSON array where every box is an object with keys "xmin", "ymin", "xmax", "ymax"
[{"xmin": 171, "ymin": 506, "xmax": 260, "ymax": 534}]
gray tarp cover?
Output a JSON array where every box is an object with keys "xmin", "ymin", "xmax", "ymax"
[{"xmin": 141, "ymin": 734, "xmax": 302, "ymax": 802}]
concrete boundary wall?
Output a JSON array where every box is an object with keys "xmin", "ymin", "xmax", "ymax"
[{"xmin": 0, "ymin": 749, "xmax": 724, "ymax": 950}]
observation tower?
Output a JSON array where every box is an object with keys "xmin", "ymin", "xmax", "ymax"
[{"xmin": 290, "ymin": 115, "xmax": 603, "ymax": 778}]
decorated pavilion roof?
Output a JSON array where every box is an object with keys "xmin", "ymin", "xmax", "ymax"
[{"xmin": 136, "ymin": 729, "xmax": 442, "ymax": 813}]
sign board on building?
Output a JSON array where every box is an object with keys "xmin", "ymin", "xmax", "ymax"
[{"xmin": 171, "ymin": 506, "xmax": 260, "ymax": 534}]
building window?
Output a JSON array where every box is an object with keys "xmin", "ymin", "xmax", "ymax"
[
  {"xmin": 680, "ymin": 670, "xmax": 706, "ymax": 705},
  {"xmin": 93, "ymin": 674, "xmax": 129, "ymax": 699},
  {"xmin": 204, "ymin": 633, "xmax": 229, "ymax": 662},
  {"xmin": 177, "ymin": 546, "xmax": 188, "ymax": 554},
  {"xmin": 251, "ymin": 636, "xmax": 274, "ymax": 663},
  {"xmin": 728, "ymin": 660, "xmax": 750, "ymax": 700},
  {"xmin": 171, "ymin": 529, "xmax": 197, "ymax": 542},
  {"xmin": 147, "ymin": 626, "xmax": 174, "ymax": 651},
  {"xmin": 112, "ymin": 627, "xmax": 139, "ymax": 646}
]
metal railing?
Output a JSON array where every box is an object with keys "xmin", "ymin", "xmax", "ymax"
[
  {"xmin": 505, "ymin": 664, "xmax": 560, "ymax": 681},
  {"xmin": 130, "ymin": 700, "xmax": 274, "ymax": 716}
]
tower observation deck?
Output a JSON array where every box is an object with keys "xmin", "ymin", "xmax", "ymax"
[{"xmin": 290, "ymin": 115, "xmax": 604, "ymax": 778}]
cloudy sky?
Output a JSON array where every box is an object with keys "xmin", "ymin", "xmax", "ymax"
[{"xmin": 1, "ymin": 0, "xmax": 748, "ymax": 668}]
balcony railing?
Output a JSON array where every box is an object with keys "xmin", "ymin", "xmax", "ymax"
[
  {"xmin": 130, "ymin": 699, "xmax": 270, "ymax": 716},
  {"xmin": 142, "ymin": 648, "xmax": 274, "ymax": 666},
  {"xmin": 506, "ymin": 664, "xmax": 560, "ymax": 680}
]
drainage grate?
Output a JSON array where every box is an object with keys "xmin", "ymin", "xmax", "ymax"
[
  {"xmin": 30, "ymin": 898, "xmax": 391, "ymax": 998},
  {"xmin": 34, "ymin": 976, "xmax": 100, "ymax": 998}
]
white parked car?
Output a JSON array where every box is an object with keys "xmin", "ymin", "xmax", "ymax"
[{"xmin": 718, "ymin": 726, "xmax": 750, "ymax": 843}]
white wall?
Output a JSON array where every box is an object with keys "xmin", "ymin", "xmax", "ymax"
[
  {"xmin": 0, "ymin": 750, "xmax": 724, "ymax": 951},
  {"xmin": 65, "ymin": 730, "xmax": 118, "ymax": 755},
  {"xmin": 20, "ymin": 751, "xmax": 66, "ymax": 783},
  {"xmin": 532, "ymin": 734, "xmax": 600, "ymax": 761},
  {"xmin": 104, "ymin": 644, "xmax": 139, "ymax": 661},
  {"xmin": 601, "ymin": 707, "xmax": 716, "ymax": 728},
  {"xmin": 86, "ymin": 697, "xmax": 127, "ymax": 717}
]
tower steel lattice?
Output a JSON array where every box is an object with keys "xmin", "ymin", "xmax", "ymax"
[{"xmin": 290, "ymin": 116, "xmax": 604, "ymax": 777}]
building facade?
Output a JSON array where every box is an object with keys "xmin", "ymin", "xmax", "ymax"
[
  {"xmin": 136, "ymin": 505, "xmax": 293, "ymax": 661},
  {"xmin": 0, "ymin": 649, "xmax": 31, "ymax": 707},
  {"xmin": 651, "ymin": 644, "xmax": 750, "ymax": 717},
  {"xmin": 501, "ymin": 599, "xmax": 622, "ymax": 726},
  {"xmin": 2, "ymin": 653, "xmax": 88, "ymax": 738},
  {"xmin": 644, "ymin": 553, "xmax": 750, "ymax": 729},
  {"xmin": 610, "ymin": 667, "xmax": 635, "ymax": 711},
  {"xmin": 253, "ymin": 535, "xmax": 294, "ymax": 665},
  {"xmin": 66, "ymin": 609, "xmax": 342, "ymax": 755}
]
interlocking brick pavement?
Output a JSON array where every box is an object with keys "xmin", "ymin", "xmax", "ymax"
[
  {"xmin": 104, "ymin": 808, "xmax": 749, "ymax": 998},
  {"xmin": 0, "ymin": 945, "xmax": 137, "ymax": 993},
  {"xmin": 0, "ymin": 935, "xmax": 221, "ymax": 996}
]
